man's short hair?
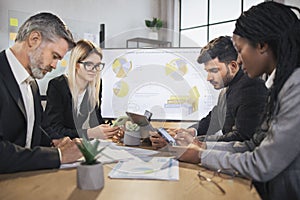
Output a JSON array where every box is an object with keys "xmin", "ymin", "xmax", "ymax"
[
  {"xmin": 16, "ymin": 12, "xmax": 75, "ymax": 50},
  {"xmin": 197, "ymin": 36, "xmax": 237, "ymax": 65}
]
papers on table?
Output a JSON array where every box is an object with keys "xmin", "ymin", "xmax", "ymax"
[
  {"xmin": 60, "ymin": 140, "xmax": 158, "ymax": 169},
  {"xmin": 108, "ymin": 157, "xmax": 179, "ymax": 181},
  {"xmin": 97, "ymin": 140, "xmax": 158, "ymax": 164},
  {"xmin": 60, "ymin": 140, "xmax": 179, "ymax": 181}
]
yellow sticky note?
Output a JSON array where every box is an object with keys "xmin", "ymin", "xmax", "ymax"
[
  {"xmin": 60, "ymin": 59, "xmax": 67, "ymax": 67},
  {"xmin": 9, "ymin": 32, "xmax": 17, "ymax": 41},
  {"xmin": 10, "ymin": 18, "xmax": 18, "ymax": 27}
]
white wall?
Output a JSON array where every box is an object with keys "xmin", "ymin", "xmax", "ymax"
[
  {"xmin": 0, "ymin": 0, "xmax": 161, "ymax": 49},
  {"xmin": 284, "ymin": 0, "xmax": 300, "ymax": 17},
  {"xmin": 1, "ymin": 0, "xmax": 298, "ymax": 50},
  {"xmin": 283, "ymin": 0, "xmax": 300, "ymax": 6}
]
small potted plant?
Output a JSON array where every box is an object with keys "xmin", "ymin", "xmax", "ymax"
[
  {"xmin": 123, "ymin": 121, "xmax": 141, "ymax": 146},
  {"xmin": 145, "ymin": 17, "xmax": 163, "ymax": 40},
  {"xmin": 111, "ymin": 116, "xmax": 128, "ymax": 143},
  {"xmin": 76, "ymin": 134, "xmax": 106, "ymax": 190},
  {"xmin": 112, "ymin": 116, "xmax": 129, "ymax": 127}
]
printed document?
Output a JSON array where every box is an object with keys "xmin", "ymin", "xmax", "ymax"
[{"xmin": 108, "ymin": 157, "xmax": 179, "ymax": 181}]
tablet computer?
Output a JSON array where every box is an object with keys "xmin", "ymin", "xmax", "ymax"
[{"xmin": 125, "ymin": 111, "xmax": 152, "ymax": 127}]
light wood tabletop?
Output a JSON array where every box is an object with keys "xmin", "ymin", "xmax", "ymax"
[
  {"xmin": 0, "ymin": 121, "xmax": 261, "ymax": 200},
  {"xmin": 0, "ymin": 160, "xmax": 260, "ymax": 200}
]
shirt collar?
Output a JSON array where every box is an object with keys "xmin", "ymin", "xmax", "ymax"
[
  {"xmin": 265, "ymin": 69, "xmax": 276, "ymax": 89},
  {"xmin": 5, "ymin": 48, "xmax": 32, "ymax": 85},
  {"xmin": 227, "ymin": 68, "xmax": 243, "ymax": 88}
]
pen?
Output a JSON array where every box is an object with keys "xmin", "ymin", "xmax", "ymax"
[{"xmin": 39, "ymin": 126, "xmax": 55, "ymax": 147}]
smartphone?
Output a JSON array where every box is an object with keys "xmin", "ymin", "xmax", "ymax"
[
  {"xmin": 144, "ymin": 110, "xmax": 153, "ymax": 121},
  {"xmin": 157, "ymin": 127, "xmax": 177, "ymax": 146}
]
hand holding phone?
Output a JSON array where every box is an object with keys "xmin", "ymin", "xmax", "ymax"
[{"xmin": 157, "ymin": 127, "xmax": 177, "ymax": 146}]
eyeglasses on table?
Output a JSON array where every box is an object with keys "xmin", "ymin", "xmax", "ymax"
[{"xmin": 197, "ymin": 168, "xmax": 248, "ymax": 195}]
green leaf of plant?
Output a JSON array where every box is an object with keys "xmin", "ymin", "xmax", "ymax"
[
  {"xmin": 145, "ymin": 20, "xmax": 152, "ymax": 27},
  {"xmin": 156, "ymin": 20, "xmax": 163, "ymax": 28},
  {"xmin": 76, "ymin": 134, "xmax": 107, "ymax": 165}
]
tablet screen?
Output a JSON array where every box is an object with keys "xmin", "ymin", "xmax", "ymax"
[{"xmin": 126, "ymin": 112, "xmax": 151, "ymax": 127}]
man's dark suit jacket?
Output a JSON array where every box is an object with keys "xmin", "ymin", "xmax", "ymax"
[
  {"xmin": 0, "ymin": 50, "xmax": 60, "ymax": 173},
  {"xmin": 43, "ymin": 75, "xmax": 105, "ymax": 139},
  {"xmin": 191, "ymin": 69, "xmax": 268, "ymax": 142}
]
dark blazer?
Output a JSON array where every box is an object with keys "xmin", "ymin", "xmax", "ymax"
[
  {"xmin": 43, "ymin": 75, "xmax": 105, "ymax": 139},
  {"xmin": 0, "ymin": 50, "xmax": 60, "ymax": 173},
  {"xmin": 191, "ymin": 69, "xmax": 268, "ymax": 142}
]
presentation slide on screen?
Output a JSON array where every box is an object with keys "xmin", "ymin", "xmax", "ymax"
[{"xmin": 101, "ymin": 48, "xmax": 219, "ymax": 121}]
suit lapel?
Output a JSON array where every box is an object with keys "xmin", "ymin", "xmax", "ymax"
[{"xmin": 0, "ymin": 51, "xmax": 26, "ymax": 119}]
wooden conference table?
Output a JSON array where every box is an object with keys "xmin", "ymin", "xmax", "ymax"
[
  {"xmin": 0, "ymin": 162, "xmax": 260, "ymax": 200},
  {"xmin": 0, "ymin": 122, "xmax": 260, "ymax": 200}
]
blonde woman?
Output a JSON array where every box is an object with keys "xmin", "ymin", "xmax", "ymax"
[{"xmin": 44, "ymin": 39, "xmax": 120, "ymax": 139}]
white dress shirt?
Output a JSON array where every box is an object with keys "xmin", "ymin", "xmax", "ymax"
[
  {"xmin": 6, "ymin": 48, "xmax": 35, "ymax": 148},
  {"xmin": 265, "ymin": 69, "xmax": 276, "ymax": 89}
]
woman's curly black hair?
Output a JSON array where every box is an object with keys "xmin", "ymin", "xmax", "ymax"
[{"xmin": 234, "ymin": 2, "xmax": 300, "ymax": 127}]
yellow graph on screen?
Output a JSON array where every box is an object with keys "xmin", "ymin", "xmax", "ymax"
[
  {"xmin": 112, "ymin": 57, "xmax": 132, "ymax": 78},
  {"xmin": 113, "ymin": 81, "xmax": 129, "ymax": 97},
  {"xmin": 165, "ymin": 58, "xmax": 188, "ymax": 81}
]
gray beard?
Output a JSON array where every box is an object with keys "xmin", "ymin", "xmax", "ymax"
[
  {"xmin": 28, "ymin": 43, "xmax": 46, "ymax": 79},
  {"xmin": 31, "ymin": 67, "xmax": 45, "ymax": 79}
]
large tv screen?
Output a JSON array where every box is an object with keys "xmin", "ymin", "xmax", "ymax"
[{"xmin": 101, "ymin": 48, "xmax": 219, "ymax": 121}]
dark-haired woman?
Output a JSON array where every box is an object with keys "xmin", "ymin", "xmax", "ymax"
[{"xmin": 178, "ymin": 2, "xmax": 300, "ymax": 199}]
